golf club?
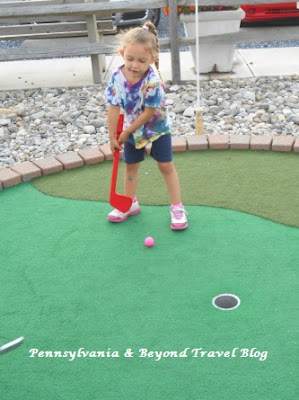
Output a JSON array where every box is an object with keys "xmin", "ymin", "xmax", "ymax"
[
  {"xmin": 0, "ymin": 336, "xmax": 24, "ymax": 356},
  {"xmin": 109, "ymin": 114, "xmax": 133, "ymax": 213}
]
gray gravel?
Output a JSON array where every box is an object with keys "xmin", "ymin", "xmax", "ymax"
[
  {"xmin": 0, "ymin": 10, "xmax": 298, "ymax": 169},
  {"xmin": 0, "ymin": 75, "xmax": 298, "ymax": 168}
]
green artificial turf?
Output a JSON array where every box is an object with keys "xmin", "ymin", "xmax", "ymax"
[
  {"xmin": 0, "ymin": 183, "xmax": 298, "ymax": 400},
  {"xmin": 32, "ymin": 150, "xmax": 299, "ymax": 227}
]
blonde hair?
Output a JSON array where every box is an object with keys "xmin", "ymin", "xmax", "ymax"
[{"xmin": 119, "ymin": 21, "xmax": 162, "ymax": 80}]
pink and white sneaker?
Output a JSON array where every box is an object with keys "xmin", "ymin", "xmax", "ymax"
[
  {"xmin": 107, "ymin": 196, "xmax": 141, "ymax": 222},
  {"xmin": 170, "ymin": 204, "xmax": 188, "ymax": 230}
]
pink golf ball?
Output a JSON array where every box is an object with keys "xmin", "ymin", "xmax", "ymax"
[{"xmin": 144, "ymin": 237, "xmax": 155, "ymax": 247}]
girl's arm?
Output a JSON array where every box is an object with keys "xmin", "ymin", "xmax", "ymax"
[
  {"xmin": 107, "ymin": 104, "xmax": 122, "ymax": 152},
  {"xmin": 118, "ymin": 106, "xmax": 156, "ymax": 145}
]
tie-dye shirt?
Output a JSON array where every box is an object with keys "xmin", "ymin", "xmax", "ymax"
[{"xmin": 105, "ymin": 64, "xmax": 171, "ymax": 149}]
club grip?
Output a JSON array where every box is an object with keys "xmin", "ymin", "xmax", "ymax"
[{"xmin": 116, "ymin": 114, "xmax": 124, "ymax": 140}]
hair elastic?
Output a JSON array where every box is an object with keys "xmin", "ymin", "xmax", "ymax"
[{"xmin": 142, "ymin": 25, "xmax": 149, "ymax": 31}]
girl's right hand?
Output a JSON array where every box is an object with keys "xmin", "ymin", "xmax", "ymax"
[
  {"xmin": 110, "ymin": 137, "xmax": 123, "ymax": 152},
  {"xmin": 107, "ymin": 105, "xmax": 122, "ymax": 152}
]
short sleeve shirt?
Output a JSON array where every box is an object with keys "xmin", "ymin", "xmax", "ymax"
[{"xmin": 105, "ymin": 64, "xmax": 171, "ymax": 149}]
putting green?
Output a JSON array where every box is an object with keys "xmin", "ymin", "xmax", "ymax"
[
  {"xmin": 0, "ymin": 178, "xmax": 298, "ymax": 399},
  {"xmin": 32, "ymin": 151, "xmax": 299, "ymax": 228}
]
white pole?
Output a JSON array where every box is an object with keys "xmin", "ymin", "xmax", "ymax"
[
  {"xmin": 195, "ymin": 0, "xmax": 200, "ymax": 107},
  {"xmin": 194, "ymin": 0, "xmax": 203, "ymax": 134}
]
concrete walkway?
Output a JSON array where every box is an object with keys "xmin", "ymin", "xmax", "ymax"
[{"xmin": 1, "ymin": 46, "xmax": 299, "ymax": 90}]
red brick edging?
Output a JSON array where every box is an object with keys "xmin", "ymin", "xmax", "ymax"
[{"xmin": 0, "ymin": 134, "xmax": 298, "ymax": 191}]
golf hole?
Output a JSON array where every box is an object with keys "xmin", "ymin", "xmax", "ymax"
[{"xmin": 212, "ymin": 293, "xmax": 241, "ymax": 310}]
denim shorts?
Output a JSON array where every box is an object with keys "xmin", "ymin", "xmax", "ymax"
[{"xmin": 123, "ymin": 133, "xmax": 172, "ymax": 164}]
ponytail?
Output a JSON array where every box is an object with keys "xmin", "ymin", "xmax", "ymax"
[{"xmin": 142, "ymin": 21, "xmax": 163, "ymax": 82}]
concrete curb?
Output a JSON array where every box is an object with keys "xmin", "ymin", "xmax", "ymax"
[{"xmin": 0, "ymin": 134, "xmax": 298, "ymax": 191}]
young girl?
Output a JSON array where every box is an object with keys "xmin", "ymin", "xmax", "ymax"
[{"xmin": 105, "ymin": 21, "xmax": 188, "ymax": 230}]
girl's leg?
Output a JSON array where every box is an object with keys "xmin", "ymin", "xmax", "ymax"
[
  {"xmin": 157, "ymin": 161, "xmax": 181, "ymax": 204},
  {"xmin": 157, "ymin": 161, "xmax": 188, "ymax": 230},
  {"xmin": 124, "ymin": 162, "xmax": 140, "ymax": 198}
]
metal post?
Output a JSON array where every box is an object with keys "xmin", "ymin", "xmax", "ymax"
[{"xmin": 168, "ymin": 0, "xmax": 181, "ymax": 83}]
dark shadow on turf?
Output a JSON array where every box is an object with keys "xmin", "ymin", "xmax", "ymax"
[{"xmin": 31, "ymin": 150, "xmax": 299, "ymax": 228}]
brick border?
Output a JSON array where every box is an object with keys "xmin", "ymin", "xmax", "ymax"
[{"xmin": 0, "ymin": 135, "xmax": 298, "ymax": 191}]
